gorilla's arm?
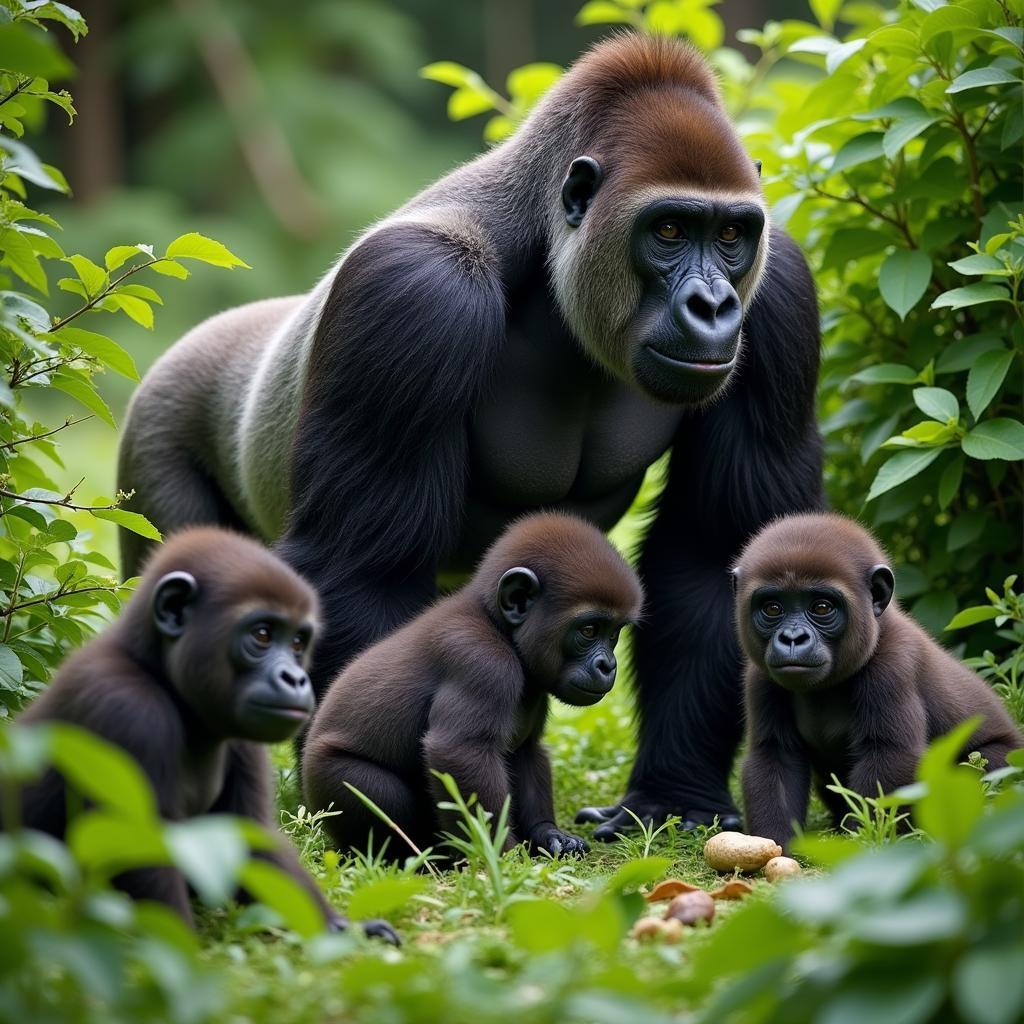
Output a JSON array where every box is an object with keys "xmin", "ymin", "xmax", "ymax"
[
  {"xmin": 275, "ymin": 221, "xmax": 505, "ymax": 695},
  {"xmin": 580, "ymin": 230, "xmax": 823, "ymax": 839}
]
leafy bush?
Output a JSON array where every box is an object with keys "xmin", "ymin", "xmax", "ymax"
[
  {"xmin": 422, "ymin": 0, "xmax": 1024, "ymax": 657},
  {"xmin": 0, "ymin": 1, "xmax": 248, "ymax": 713}
]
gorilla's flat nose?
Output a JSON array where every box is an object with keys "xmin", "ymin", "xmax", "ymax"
[{"xmin": 673, "ymin": 276, "xmax": 741, "ymax": 353}]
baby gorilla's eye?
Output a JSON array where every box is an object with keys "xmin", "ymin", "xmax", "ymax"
[
  {"xmin": 251, "ymin": 624, "xmax": 273, "ymax": 647},
  {"xmin": 579, "ymin": 624, "xmax": 597, "ymax": 641},
  {"xmin": 810, "ymin": 600, "xmax": 834, "ymax": 617},
  {"xmin": 719, "ymin": 224, "xmax": 742, "ymax": 242},
  {"xmin": 762, "ymin": 601, "xmax": 784, "ymax": 618},
  {"xmin": 654, "ymin": 220, "xmax": 682, "ymax": 240},
  {"xmin": 291, "ymin": 634, "xmax": 307, "ymax": 656}
]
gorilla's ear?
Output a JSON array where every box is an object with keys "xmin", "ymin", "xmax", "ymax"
[
  {"xmin": 868, "ymin": 565, "xmax": 895, "ymax": 618},
  {"xmin": 497, "ymin": 567, "xmax": 541, "ymax": 627},
  {"xmin": 561, "ymin": 156, "xmax": 604, "ymax": 228},
  {"xmin": 753, "ymin": 159, "xmax": 762, "ymax": 178},
  {"xmin": 153, "ymin": 571, "xmax": 199, "ymax": 638}
]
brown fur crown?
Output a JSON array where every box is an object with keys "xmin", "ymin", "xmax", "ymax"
[
  {"xmin": 734, "ymin": 513, "xmax": 891, "ymax": 604},
  {"xmin": 473, "ymin": 512, "xmax": 644, "ymax": 619}
]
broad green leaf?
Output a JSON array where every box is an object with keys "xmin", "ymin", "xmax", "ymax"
[
  {"xmin": 347, "ymin": 877, "xmax": 427, "ymax": 919},
  {"xmin": 419, "ymin": 62, "xmax": 477, "ymax": 88},
  {"xmin": 919, "ymin": 5, "xmax": 980, "ymax": 45},
  {"xmin": 507, "ymin": 899, "xmax": 577, "ymax": 953},
  {"xmin": 913, "ymin": 386, "xmax": 958, "ymax": 423},
  {"xmin": 576, "ymin": 1, "xmax": 638, "ymax": 26},
  {"xmin": 966, "ymin": 348, "xmax": 1014, "ymax": 419},
  {"xmin": 826, "ymin": 38, "xmax": 866, "ymax": 74},
  {"xmin": 948, "ymin": 253, "xmax": 1007, "ymax": 275},
  {"xmin": 506, "ymin": 64, "xmax": 561, "ymax": 107},
  {"xmin": 62, "ymin": 254, "xmax": 107, "ymax": 296},
  {"xmin": 68, "ymin": 812, "xmax": 168, "ymax": 873},
  {"xmin": 0, "ymin": 133, "xmax": 66, "ymax": 191},
  {"xmin": 947, "ymin": 510, "xmax": 984, "ymax": 552},
  {"xmin": 936, "ymin": 333, "xmax": 1004, "ymax": 373},
  {"xmin": 866, "ymin": 448, "xmax": 943, "ymax": 502},
  {"xmin": 879, "ymin": 250, "xmax": 932, "ymax": 320},
  {"xmin": 847, "ymin": 890, "xmax": 967, "ymax": 944},
  {"xmin": 49, "ymin": 723, "xmax": 157, "ymax": 821},
  {"xmin": 604, "ymin": 856, "xmax": 672, "ymax": 893},
  {"xmin": 809, "ymin": 0, "xmax": 842, "ymax": 30},
  {"xmin": 483, "ymin": 114, "xmax": 515, "ymax": 142},
  {"xmin": 237, "ymin": 859, "xmax": 324, "ymax": 938},
  {"xmin": 164, "ymin": 232, "xmax": 250, "ymax": 269},
  {"xmin": 55, "ymin": 326, "xmax": 139, "ymax": 380},
  {"xmin": 820, "ymin": 976, "xmax": 944, "ymax": 1024},
  {"xmin": 104, "ymin": 243, "xmax": 153, "ymax": 271},
  {"xmin": 882, "ymin": 113, "xmax": 940, "ymax": 159},
  {"xmin": 150, "ymin": 258, "xmax": 189, "ymax": 280},
  {"xmin": 947, "ymin": 67, "xmax": 1021, "ymax": 93},
  {"xmin": 51, "ymin": 373, "xmax": 116, "ymax": 427},
  {"xmin": 103, "ymin": 293, "xmax": 153, "ymax": 328},
  {"xmin": 90, "ymin": 507, "xmax": 162, "ymax": 541},
  {"xmin": 961, "ymin": 419, "xmax": 1024, "ymax": 460},
  {"xmin": 166, "ymin": 816, "xmax": 248, "ymax": 905},
  {"xmin": 945, "ymin": 605, "xmax": 1000, "ymax": 629},
  {"xmin": 0, "ymin": 644, "xmax": 24, "ymax": 689},
  {"xmin": 448, "ymin": 86, "xmax": 496, "ymax": 120},
  {"xmin": 937, "ymin": 455, "xmax": 964, "ymax": 509},
  {"xmin": 953, "ymin": 946, "xmax": 1024, "ymax": 1024},
  {"xmin": 830, "ymin": 132, "xmax": 884, "ymax": 174},
  {"xmin": 931, "ymin": 284, "xmax": 1010, "ymax": 309},
  {"xmin": 850, "ymin": 363, "xmax": 919, "ymax": 385}
]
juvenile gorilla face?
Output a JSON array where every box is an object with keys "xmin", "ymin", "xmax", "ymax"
[
  {"xmin": 628, "ymin": 197, "xmax": 764, "ymax": 404},
  {"xmin": 748, "ymin": 586, "xmax": 847, "ymax": 691},
  {"xmin": 551, "ymin": 612, "xmax": 623, "ymax": 707}
]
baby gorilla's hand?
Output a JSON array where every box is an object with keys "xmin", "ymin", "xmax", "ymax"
[{"xmin": 530, "ymin": 824, "xmax": 590, "ymax": 858}]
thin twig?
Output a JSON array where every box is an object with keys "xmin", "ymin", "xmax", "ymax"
[{"xmin": 1, "ymin": 416, "xmax": 91, "ymax": 450}]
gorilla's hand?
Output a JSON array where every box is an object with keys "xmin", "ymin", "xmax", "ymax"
[
  {"xmin": 575, "ymin": 793, "xmax": 742, "ymax": 842},
  {"xmin": 530, "ymin": 825, "xmax": 590, "ymax": 858}
]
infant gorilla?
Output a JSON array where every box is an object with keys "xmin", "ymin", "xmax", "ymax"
[
  {"xmin": 734, "ymin": 513, "xmax": 1022, "ymax": 849},
  {"xmin": 303, "ymin": 513, "xmax": 643, "ymax": 859}
]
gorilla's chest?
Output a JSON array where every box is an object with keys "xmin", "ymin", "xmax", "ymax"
[{"xmin": 468, "ymin": 312, "xmax": 681, "ymax": 512}]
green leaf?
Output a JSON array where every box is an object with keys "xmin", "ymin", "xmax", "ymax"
[
  {"xmin": 879, "ymin": 250, "xmax": 932, "ymax": 320},
  {"xmin": 237, "ymin": 859, "xmax": 324, "ymax": 938},
  {"xmin": 936, "ymin": 334, "xmax": 1005, "ymax": 374},
  {"xmin": 883, "ymin": 113, "xmax": 940, "ymax": 160},
  {"xmin": 103, "ymin": 293, "xmax": 153, "ymax": 328},
  {"xmin": 962, "ymin": 419, "xmax": 1024, "ymax": 460},
  {"xmin": 507, "ymin": 899, "xmax": 577, "ymax": 953},
  {"xmin": 919, "ymin": 5, "xmax": 980, "ymax": 45},
  {"xmin": 68, "ymin": 812, "xmax": 169, "ymax": 874},
  {"xmin": 931, "ymin": 284, "xmax": 1010, "ymax": 309},
  {"xmin": 62, "ymin": 254, "xmax": 108, "ymax": 297},
  {"xmin": 850, "ymin": 363, "xmax": 919, "ymax": 385},
  {"xmin": 945, "ymin": 605, "xmax": 1000, "ymax": 629},
  {"xmin": 847, "ymin": 890, "xmax": 967, "ymax": 944},
  {"xmin": 347, "ymin": 877, "xmax": 427, "ymax": 919},
  {"xmin": 506, "ymin": 63, "xmax": 562, "ymax": 107},
  {"xmin": 820, "ymin": 975, "xmax": 944, "ymax": 1024},
  {"xmin": 937, "ymin": 455, "xmax": 964, "ymax": 509},
  {"xmin": 0, "ymin": 643, "xmax": 24, "ymax": 690},
  {"xmin": 55, "ymin": 326, "xmax": 139, "ymax": 380},
  {"xmin": 51, "ymin": 373, "xmax": 115, "ymax": 427},
  {"xmin": 967, "ymin": 349, "xmax": 1014, "ymax": 419},
  {"xmin": 826, "ymin": 38, "xmax": 866, "ymax": 74},
  {"xmin": 947, "ymin": 510, "xmax": 984, "ymax": 552},
  {"xmin": 576, "ymin": 0, "xmax": 638, "ymax": 24},
  {"xmin": 604, "ymin": 856, "xmax": 673, "ymax": 893},
  {"xmin": 0, "ymin": 24, "xmax": 72, "ymax": 82},
  {"xmin": 947, "ymin": 67, "xmax": 1021, "ymax": 93},
  {"xmin": 448, "ymin": 86, "xmax": 496, "ymax": 120},
  {"xmin": 830, "ymin": 132, "xmax": 885, "ymax": 174},
  {"xmin": 149, "ymin": 258, "xmax": 189, "ymax": 280},
  {"xmin": 953, "ymin": 946, "xmax": 1024, "ymax": 1024},
  {"xmin": 948, "ymin": 253, "xmax": 1007, "ymax": 275},
  {"xmin": 104, "ymin": 243, "xmax": 153, "ymax": 271},
  {"xmin": 89, "ymin": 507, "xmax": 162, "ymax": 541},
  {"xmin": 866, "ymin": 448, "xmax": 943, "ymax": 502},
  {"xmin": 49, "ymin": 723, "xmax": 158, "ymax": 821},
  {"xmin": 0, "ymin": 135, "xmax": 65, "ymax": 191},
  {"xmin": 913, "ymin": 386, "xmax": 958, "ymax": 423},
  {"xmin": 809, "ymin": 0, "xmax": 842, "ymax": 30},
  {"xmin": 166, "ymin": 816, "xmax": 249, "ymax": 905},
  {"xmin": 164, "ymin": 233, "xmax": 250, "ymax": 269},
  {"xmin": 419, "ymin": 61, "xmax": 477, "ymax": 88}
]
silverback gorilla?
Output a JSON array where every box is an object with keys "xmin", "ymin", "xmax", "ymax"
[{"xmin": 117, "ymin": 34, "xmax": 823, "ymax": 837}]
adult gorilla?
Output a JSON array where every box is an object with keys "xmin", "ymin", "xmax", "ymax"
[{"xmin": 118, "ymin": 34, "xmax": 822, "ymax": 838}]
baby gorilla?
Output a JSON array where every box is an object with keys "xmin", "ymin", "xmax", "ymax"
[
  {"xmin": 16, "ymin": 527, "xmax": 396, "ymax": 943},
  {"xmin": 303, "ymin": 513, "xmax": 643, "ymax": 859},
  {"xmin": 734, "ymin": 513, "xmax": 1023, "ymax": 848}
]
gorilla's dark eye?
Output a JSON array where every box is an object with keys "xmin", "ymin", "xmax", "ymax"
[
  {"xmin": 719, "ymin": 224, "xmax": 742, "ymax": 242},
  {"xmin": 810, "ymin": 599, "xmax": 834, "ymax": 617},
  {"xmin": 291, "ymin": 634, "xmax": 307, "ymax": 656},
  {"xmin": 762, "ymin": 601, "xmax": 784, "ymax": 618},
  {"xmin": 579, "ymin": 624, "xmax": 597, "ymax": 640},
  {"xmin": 251, "ymin": 624, "xmax": 273, "ymax": 647},
  {"xmin": 654, "ymin": 220, "xmax": 683, "ymax": 240}
]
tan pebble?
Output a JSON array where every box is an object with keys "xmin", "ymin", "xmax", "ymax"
[
  {"xmin": 710, "ymin": 879, "xmax": 754, "ymax": 901},
  {"xmin": 645, "ymin": 878, "xmax": 703, "ymax": 902},
  {"xmin": 665, "ymin": 890, "xmax": 716, "ymax": 926},
  {"xmin": 703, "ymin": 832, "xmax": 783, "ymax": 873},
  {"xmin": 764, "ymin": 856, "xmax": 802, "ymax": 882}
]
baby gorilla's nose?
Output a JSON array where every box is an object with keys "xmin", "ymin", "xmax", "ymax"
[
  {"xmin": 776, "ymin": 626, "xmax": 812, "ymax": 655},
  {"xmin": 593, "ymin": 654, "xmax": 616, "ymax": 688}
]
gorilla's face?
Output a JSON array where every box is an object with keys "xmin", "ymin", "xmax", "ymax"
[
  {"xmin": 626, "ymin": 197, "xmax": 765, "ymax": 404},
  {"xmin": 555, "ymin": 157, "xmax": 767, "ymax": 406}
]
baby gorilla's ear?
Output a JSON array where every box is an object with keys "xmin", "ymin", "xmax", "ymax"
[
  {"xmin": 496, "ymin": 567, "xmax": 541, "ymax": 627},
  {"xmin": 152, "ymin": 571, "xmax": 199, "ymax": 638},
  {"xmin": 868, "ymin": 564, "xmax": 895, "ymax": 618}
]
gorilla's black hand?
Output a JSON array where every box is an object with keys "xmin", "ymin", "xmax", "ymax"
[
  {"xmin": 530, "ymin": 824, "xmax": 590, "ymax": 858},
  {"xmin": 576, "ymin": 792, "xmax": 741, "ymax": 842},
  {"xmin": 327, "ymin": 913, "xmax": 401, "ymax": 946}
]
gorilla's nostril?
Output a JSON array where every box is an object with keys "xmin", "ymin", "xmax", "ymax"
[{"xmin": 686, "ymin": 292, "xmax": 716, "ymax": 323}]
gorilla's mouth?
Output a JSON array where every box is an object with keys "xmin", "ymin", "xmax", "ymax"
[
  {"xmin": 645, "ymin": 346, "xmax": 736, "ymax": 376},
  {"xmin": 248, "ymin": 701, "xmax": 311, "ymax": 720},
  {"xmin": 555, "ymin": 678, "xmax": 612, "ymax": 707}
]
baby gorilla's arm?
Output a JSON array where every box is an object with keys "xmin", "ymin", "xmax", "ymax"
[{"xmin": 509, "ymin": 740, "xmax": 588, "ymax": 857}]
